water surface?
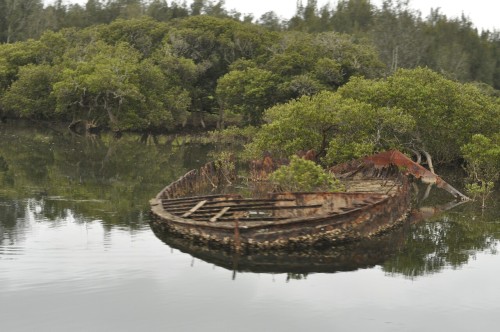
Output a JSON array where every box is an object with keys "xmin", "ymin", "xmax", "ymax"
[{"xmin": 1, "ymin": 123, "xmax": 499, "ymax": 331}]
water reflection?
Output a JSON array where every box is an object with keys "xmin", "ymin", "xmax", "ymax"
[
  {"xmin": 3, "ymin": 123, "xmax": 500, "ymax": 332},
  {"xmin": 1, "ymin": 122, "xmax": 499, "ymax": 281},
  {"xmin": 0, "ymin": 123, "xmax": 212, "ymax": 227},
  {"xmin": 151, "ymin": 189, "xmax": 500, "ymax": 279},
  {"xmin": 151, "ymin": 220, "xmax": 411, "ymax": 276},
  {"xmin": 383, "ymin": 200, "xmax": 500, "ymax": 278}
]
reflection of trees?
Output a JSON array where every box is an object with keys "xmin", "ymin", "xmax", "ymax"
[
  {"xmin": 0, "ymin": 124, "xmax": 214, "ymax": 234},
  {"xmin": 0, "ymin": 198, "xmax": 27, "ymax": 246},
  {"xmin": 286, "ymin": 273, "xmax": 308, "ymax": 281},
  {"xmin": 383, "ymin": 200, "xmax": 500, "ymax": 278},
  {"xmin": 0, "ymin": 155, "xmax": 8, "ymax": 171}
]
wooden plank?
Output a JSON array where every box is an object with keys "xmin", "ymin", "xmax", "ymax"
[
  {"xmin": 202, "ymin": 204, "xmax": 323, "ymax": 212},
  {"xmin": 164, "ymin": 202, "xmax": 279, "ymax": 212},
  {"xmin": 215, "ymin": 198, "xmax": 295, "ymax": 203},
  {"xmin": 204, "ymin": 216, "xmax": 290, "ymax": 222},
  {"xmin": 209, "ymin": 206, "xmax": 231, "ymax": 222},
  {"xmin": 162, "ymin": 197, "xmax": 295, "ymax": 208},
  {"xmin": 182, "ymin": 200, "xmax": 208, "ymax": 217},
  {"xmin": 183, "ymin": 204, "xmax": 324, "ymax": 218},
  {"xmin": 163, "ymin": 194, "xmax": 240, "ymax": 204}
]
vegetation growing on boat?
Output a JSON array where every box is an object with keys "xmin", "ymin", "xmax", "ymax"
[
  {"xmin": 150, "ymin": 151, "xmax": 413, "ymax": 250},
  {"xmin": 240, "ymin": 68, "xmax": 499, "ymax": 206},
  {"xmin": 338, "ymin": 69, "xmax": 500, "ymax": 166},
  {"xmin": 212, "ymin": 151, "xmax": 236, "ymax": 185},
  {"xmin": 244, "ymin": 91, "xmax": 414, "ymax": 164},
  {"xmin": 269, "ymin": 156, "xmax": 343, "ymax": 192}
]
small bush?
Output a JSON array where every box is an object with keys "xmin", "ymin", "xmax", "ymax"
[
  {"xmin": 269, "ymin": 155, "xmax": 343, "ymax": 192},
  {"xmin": 461, "ymin": 134, "xmax": 500, "ymax": 208},
  {"xmin": 213, "ymin": 151, "xmax": 236, "ymax": 184}
]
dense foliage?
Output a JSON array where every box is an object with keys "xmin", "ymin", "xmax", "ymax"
[
  {"xmin": 338, "ymin": 68, "xmax": 500, "ymax": 164},
  {"xmin": 1, "ymin": 0, "xmax": 499, "ymax": 86},
  {"xmin": 0, "ymin": 12, "xmax": 384, "ymax": 130},
  {"xmin": 244, "ymin": 68, "xmax": 499, "ymax": 188},
  {"xmin": 245, "ymin": 89, "xmax": 415, "ymax": 163},
  {"xmin": 0, "ymin": 0, "xmax": 499, "ymax": 180}
]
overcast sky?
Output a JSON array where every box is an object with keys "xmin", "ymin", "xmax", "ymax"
[{"xmin": 51, "ymin": 0, "xmax": 499, "ymax": 32}]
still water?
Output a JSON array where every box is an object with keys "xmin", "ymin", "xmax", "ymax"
[{"xmin": 1, "ymin": 123, "xmax": 499, "ymax": 331}]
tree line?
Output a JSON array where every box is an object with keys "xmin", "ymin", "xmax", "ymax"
[
  {"xmin": 0, "ymin": 11, "xmax": 384, "ymax": 130},
  {"xmin": 1, "ymin": 0, "xmax": 499, "ymax": 87},
  {"xmin": 1, "ymin": 0, "xmax": 499, "ymax": 128}
]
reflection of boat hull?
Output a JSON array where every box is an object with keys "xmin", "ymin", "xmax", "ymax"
[
  {"xmin": 150, "ymin": 156, "xmax": 412, "ymax": 250},
  {"xmin": 150, "ymin": 220, "xmax": 410, "ymax": 274}
]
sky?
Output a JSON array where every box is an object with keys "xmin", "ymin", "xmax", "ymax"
[
  {"xmin": 51, "ymin": 0, "xmax": 499, "ymax": 32},
  {"xmin": 223, "ymin": 0, "xmax": 499, "ymax": 31}
]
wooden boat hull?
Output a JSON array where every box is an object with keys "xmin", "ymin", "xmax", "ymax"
[
  {"xmin": 150, "ymin": 198, "xmax": 465, "ymax": 273},
  {"xmin": 150, "ymin": 164, "xmax": 411, "ymax": 250}
]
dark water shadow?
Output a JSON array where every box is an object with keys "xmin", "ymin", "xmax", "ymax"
[{"xmin": 151, "ymin": 223, "xmax": 408, "ymax": 274}]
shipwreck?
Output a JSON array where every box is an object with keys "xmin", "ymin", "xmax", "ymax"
[{"xmin": 149, "ymin": 150, "xmax": 467, "ymax": 251}]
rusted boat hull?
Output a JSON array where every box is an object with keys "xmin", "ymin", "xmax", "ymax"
[
  {"xmin": 150, "ymin": 195, "xmax": 409, "ymax": 250},
  {"xmin": 150, "ymin": 162, "xmax": 411, "ymax": 250}
]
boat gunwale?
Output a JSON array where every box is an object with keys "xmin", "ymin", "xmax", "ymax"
[{"xmin": 150, "ymin": 191, "xmax": 396, "ymax": 231}]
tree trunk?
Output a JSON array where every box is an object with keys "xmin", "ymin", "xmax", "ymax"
[
  {"xmin": 104, "ymin": 97, "xmax": 120, "ymax": 130},
  {"xmin": 410, "ymin": 148, "xmax": 422, "ymax": 164},
  {"xmin": 217, "ymin": 104, "xmax": 225, "ymax": 130},
  {"xmin": 200, "ymin": 115, "xmax": 206, "ymax": 128},
  {"xmin": 422, "ymin": 149, "xmax": 435, "ymax": 174}
]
